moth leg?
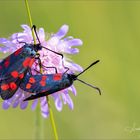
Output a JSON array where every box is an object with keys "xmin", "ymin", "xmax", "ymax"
[
  {"xmin": 32, "ymin": 25, "xmax": 69, "ymax": 73},
  {"xmin": 35, "ymin": 56, "xmax": 58, "ymax": 73},
  {"xmin": 33, "ymin": 69, "xmax": 40, "ymax": 74},
  {"xmin": 42, "ymin": 65, "xmax": 58, "ymax": 73},
  {"xmin": 32, "ymin": 25, "xmax": 64, "ymax": 59},
  {"xmin": 63, "ymin": 67, "xmax": 69, "ymax": 74},
  {"xmin": 35, "ymin": 53, "xmax": 69, "ymax": 74}
]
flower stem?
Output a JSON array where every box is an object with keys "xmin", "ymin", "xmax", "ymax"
[
  {"xmin": 47, "ymin": 96, "xmax": 59, "ymax": 140},
  {"xmin": 24, "ymin": 0, "xmax": 36, "ymax": 44},
  {"xmin": 24, "ymin": 1, "xmax": 59, "ymax": 140},
  {"xmin": 24, "ymin": 0, "xmax": 41, "ymax": 140}
]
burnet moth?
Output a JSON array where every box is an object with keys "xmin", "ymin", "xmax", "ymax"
[
  {"xmin": 0, "ymin": 25, "xmax": 63, "ymax": 100},
  {"xmin": 20, "ymin": 60, "xmax": 101, "ymax": 101}
]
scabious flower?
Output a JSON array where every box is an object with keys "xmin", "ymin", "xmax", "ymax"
[{"xmin": 0, "ymin": 24, "xmax": 83, "ymax": 118}]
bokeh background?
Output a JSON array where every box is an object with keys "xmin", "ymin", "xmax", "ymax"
[{"xmin": 0, "ymin": 0, "xmax": 140, "ymax": 139}]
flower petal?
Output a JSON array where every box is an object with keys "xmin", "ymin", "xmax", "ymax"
[
  {"xmin": 54, "ymin": 93, "xmax": 63, "ymax": 111},
  {"xmin": 61, "ymin": 90, "xmax": 69, "ymax": 104},
  {"xmin": 12, "ymin": 90, "xmax": 22, "ymax": 108},
  {"xmin": 62, "ymin": 93, "xmax": 74, "ymax": 110},
  {"xmin": 47, "ymin": 36, "xmax": 59, "ymax": 47},
  {"xmin": 68, "ymin": 85, "xmax": 77, "ymax": 96},
  {"xmin": 21, "ymin": 24, "xmax": 31, "ymax": 33},
  {"xmin": 40, "ymin": 97, "xmax": 49, "ymax": 118},
  {"xmin": 2, "ymin": 98, "xmax": 13, "ymax": 110},
  {"xmin": 12, "ymin": 100, "xmax": 19, "ymax": 108},
  {"xmin": 64, "ymin": 61, "xmax": 83, "ymax": 73},
  {"xmin": 67, "ymin": 39, "xmax": 83, "ymax": 47},
  {"xmin": 31, "ymin": 99, "xmax": 38, "ymax": 110},
  {"xmin": 20, "ymin": 25, "xmax": 33, "ymax": 42},
  {"xmin": 2, "ymin": 101, "xmax": 10, "ymax": 110},
  {"xmin": 38, "ymin": 28, "xmax": 45, "ymax": 42},
  {"xmin": 55, "ymin": 25, "xmax": 69, "ymax": 39},
  {"xmin": 0, "ymin": 38, "xmax": 8, "ymax": 44},
  {"xmin": 0, "ymin": 47, "xmax": 11, "ymax": 53},
  {"xmin": 0, "ymin": 38, "xmax": 16, "ymax": 53},
  {"xmin": 66, "ymin": 48, "xmax": 79, "ymax": 54},
  {"xmin": 20, "ymin": 100, "xmax": 28, "ymax": 110}
]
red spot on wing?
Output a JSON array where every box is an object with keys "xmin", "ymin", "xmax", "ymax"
[
  {"xmin": 1, "ymin": 84, "xmax": 9, "ymax": 90},
  {"xmin": 42, "ymin": 75, "xmax": 47, "ymax": 81},
  {"xmin": 19, "ymin": 73, "xmax": 24, "ymax": 79},
  {"xmin": 29, "ymin": 77, "xmax": 36, "ymax": 83},
  {"xmin": 9, "ymin": 82, "xmax": 17, "ymax": 90},
  {"xmin": 11, "ymin": 71, "xmax": 19, "ymax": 78},
  {"xmin": 22, "ymin": 57, "xmax": 31, "ymax": 67},
  {"xmin": 14, "ymin": 48, "xmax": 22, "ymax": 56},
  {"xmin": 28, "ymin": 58, "xmax": 35, "ymax": 68},
  {"xmin": 26, "ymin": 83, "xmax": 32, "ymax": 89},
  {"xmin": 39, "ymin": 75, "xmax": 47, "ymax": 86},
  {"xmin": 4, "ymin": 60, "xmax": 10, "ymax": 67},
  {"xmin": 53, "ymin": 73, "xmax": 62, "ymax": 81},
  {"xmin": 40, "ymin": 81, "xmax": 46, "ymax": 86}
]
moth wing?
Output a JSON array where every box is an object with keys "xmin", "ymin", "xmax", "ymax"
[
  {"xmin": 0, "ymin": 77, "xmax": 21, "ymax": 100},
  {"xmin": 0, "ymin": 71, "xmax": 26, "ymax": 100},
  {"xmin": 20, "ymin": 73, "xmax": 65, "ymax": 101},
  {"xmin": 0, "ymin": 46, "xmax": 35, "ymax": 100},
  {"xmin": 0, "ymin": 47, "xmax": 24, "ymax": 76},
  {"xmin": 0, "ymin": 46, "xmax": 35, "ymax": 79},
  {"xmin": 20, "ymin": 74, "xmax": 53, "ymax": 101},
  {"xmin": 20, "ymin": 74, "xmax": 51, "ymax": 92}
]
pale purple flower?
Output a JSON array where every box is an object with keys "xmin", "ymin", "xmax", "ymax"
[{"xmin": 0, "ymin": 24, "xmax": 83, "ymax": 118}]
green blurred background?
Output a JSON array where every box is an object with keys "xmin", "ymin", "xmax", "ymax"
[{"xmin": 0, "ymin": 0, "xmax": 140, "ymax": 139}]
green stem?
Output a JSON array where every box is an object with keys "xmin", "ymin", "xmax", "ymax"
[
  {"xmin": 24, "ymin": 0, "xmax": 40, "ymax": 140},
  {"xmin": 47, "ymin": 96, "xmax": 59, "ymax": 140},
  {"xmin": 24, "ymin": 1, "xmax": 59, "ymax": 140},
  {"xmin": 24, "ymin": 0, "xmax": 36, "ymax": 44}
]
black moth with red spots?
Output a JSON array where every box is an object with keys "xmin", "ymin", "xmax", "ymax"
[
  {"xmin": 0, "ymin": 25, "xmax": 66, "ymax": 100},
  {"xmin": 20, "ymin": 60, "xmax": 101, "ymax": 101},
  {"xmin": 0, "ymin": 43, "xmax": 42, "ymax": 100},
  {"xmin": 0, "ymin": 25, "xmax": 101, "ymax": 101}
]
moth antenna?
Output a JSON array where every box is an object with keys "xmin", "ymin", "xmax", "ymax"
[
  {"xmin": 32, "ymin": 25, "xmax": 41, "ymax": 44},
  {"xmin": 74, "ymin": 60, "xmax": 101, "ymax": 95},
  {"xmin": 76, "ymin": 78, "xmax": 101, "ymax": 95},
  {"xmin": 76, "ymin": 60, "xmax": 100, "ymax": 78}
]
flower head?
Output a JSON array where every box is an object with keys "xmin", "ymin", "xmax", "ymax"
[{"xmin": 0, "ymin": 24, "xmax": 83, "ymax": 118}]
